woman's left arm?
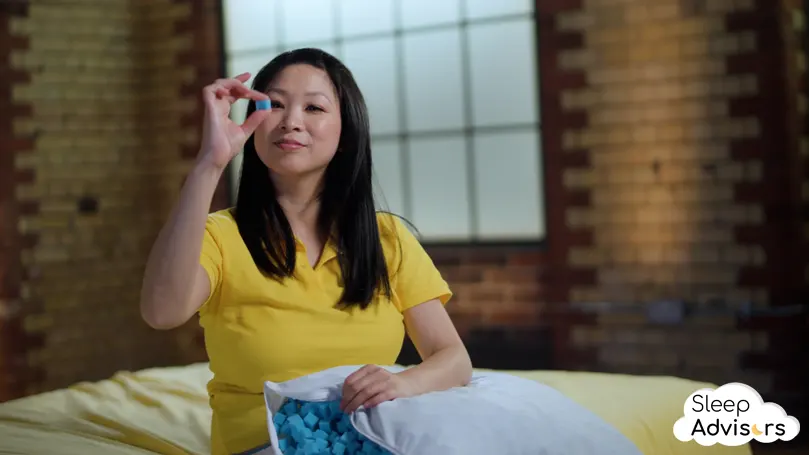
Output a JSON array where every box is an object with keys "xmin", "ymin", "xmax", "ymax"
[
  {"xmin": 395, "ymin": 298, "xmax": 473, "ymax": 395},
  {"xmin": 339, "ymin": 215, "xmax": 471, "ymax": 412},
  {"xmin": 340, "ymin": 299, "xmax": 472, "ymax": 413}
]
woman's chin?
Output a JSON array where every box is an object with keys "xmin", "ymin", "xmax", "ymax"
[
  {"xmin": 261, "ymin": 153, "xmax": 308, "ymax": 174},
  {"xmin": 268, "ymin": 161, "xmax": 326, "ymax": 179},
  {"xmin": 259, "ymin": 149, "xmax": 333, "ymax": 179}
]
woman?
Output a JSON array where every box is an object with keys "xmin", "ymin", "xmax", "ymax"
[{"xmin": 139, "ymin": 48, "xmax": 472, "ymax": 455}]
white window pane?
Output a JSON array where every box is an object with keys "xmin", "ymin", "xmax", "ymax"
[
  {"xmin": 402, "ymin": 29, "xmax": 465, "ymax": 133},
  {"xmin": 230, "ymin": 153, "xmax": 244, "ymax": 201},
  {"xmin": 464, "ymin": 0, "xmax": 533, "ymax": 19},
  {"xmin": 408, "ymin": 135, "xmax": 472, "ymax": 240},
  {"xmin": 227, "ymin": 53, "xmax": 275, "ymax": 90},
  {"xmin": 230, "ymin": 98, "xmax": 250, "ymax": 126},
  {"xmin": 228, "ymin": 96, "xmax": 253, "ymax": 201},
  {"xmin": 226, "ymin": 54, "xmax": 272, "ymax": 197},
  {"xmin": 372, "ymin": 139, "xmax": 406, "ymax": 216},
  {"xmin": 339, "ymin": 0, "xmax": 394, "ymax": 37},
  {"xmin": 400, "ymin": 0, "xmax": 461, "ymax": 29},
  {"xmin": 222, "ymin": 0, "xmax": 277, "ymax": 52},
  {"xmin": 282, "ymin": 0, "xmax": 335, "ymax": 45},
  {"xmin": 342, "ymin": 38, "xmax": 400, "ymax": 136},
  {"xmin": 468, "ymin": 19, "xmax": 539, "ymax": 127},
  {"xmin": 473, "ymin": 129, "xmax": 544, "ymax": 239},
  {"xmin": 279, "ymin": 43, "xmax": 341, "ymax": 59}
]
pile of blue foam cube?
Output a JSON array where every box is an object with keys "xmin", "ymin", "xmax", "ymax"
[{"xmin": 272, "ymin": 398, "xmax": 392, "ymax": 455}]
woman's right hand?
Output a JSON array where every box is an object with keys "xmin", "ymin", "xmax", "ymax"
[{"xmin": 197, "ymin": 72, "xmax": 270, "ymax": 170}]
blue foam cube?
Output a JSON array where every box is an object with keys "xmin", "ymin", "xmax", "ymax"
[
  {"xmin": 340, "ymin": 431, "xmax": 355, "ymax": 443},
  {"xmin": 290, "ymin": 425, "xmax": 304, "ymax": 443},
  {"xmin": 315, "ymin": 402, "xmax": 331, "ymax": 419},
  {"xmin": 274, "ymin": 399, "xmax": 393, "ymax": 455},
  {"xmin": 303, "ymin": 412, "xmax": 319, "ymax": 429},
  {"xmin": 255, "ymin": 99, "xmax": 271, "ymax": 111},
  {"xmin": 287, "ymin": 414, "xmax": 304, "ymax": 429},
  {"xmin": 283, "ymin": 401, "xmax": 298, "ymax": 416},
  {"xmin": 362, "ymin": 441, "xmax": 381, "ymax": 454},
  {"xmin": 301, "ymin": 402, "xmax": 316, "ymax": 415}
]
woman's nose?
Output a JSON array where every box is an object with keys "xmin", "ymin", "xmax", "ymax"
[{"xmin": 280, "ymin": 110, "xmax": 303, "ymax": 131}]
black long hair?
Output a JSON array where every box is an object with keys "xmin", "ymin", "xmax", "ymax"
[{"xmin": 234, "ymin": 48, "xmax": 393, "ymax": 310}]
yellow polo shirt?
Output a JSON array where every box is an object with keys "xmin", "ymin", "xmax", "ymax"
[{"xmin": 197, "ymin": 208, "xmax": 452, "ymax": 455}]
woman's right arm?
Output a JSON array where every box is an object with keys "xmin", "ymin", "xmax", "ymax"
[
  {"xmin": 139, "ymin": 162, "xmax": 224, "ymax": 329},
  {"xmin": 139, "ymin": 73, "xmax": 269, "ymax": 330}
]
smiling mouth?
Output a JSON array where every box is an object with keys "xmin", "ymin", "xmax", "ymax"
[{"xmin": 274, "ymin": 140, "xmax": 305, "ymax": 150}]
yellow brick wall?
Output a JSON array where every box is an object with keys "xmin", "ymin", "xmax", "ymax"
[
  {"xmin": 558, "ymin": 0, "xmax": 765, "ymax": 306},
  {"xmin": 2, "ymin": 0, "xmax": 223, "ymax": 397},
  {"xmin": 542, "ymin": 0, "xmax": 809, "ymax": 395},
  {"xmin": 783, "ymin": 2, "xmax": 808, "ymax": 285}
]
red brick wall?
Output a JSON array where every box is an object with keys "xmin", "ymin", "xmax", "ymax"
[
  {"xmin": 0, "ymin": 0, "xmax": 227, "ymax": 399},
  {"xmin": 532, "ymin": 0, "xmax": 803, "ymax": 417},
  {"xmin": 779, "ymin": 0, "xmax": 808, "ymax": 295},
  {"xmin": 0, "ymin": 1, "xmax": 31, "ymax": 402}
]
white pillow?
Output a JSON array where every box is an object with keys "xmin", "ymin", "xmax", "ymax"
[{"xmin": 260, "ymin": 365, "xmax": 643, "ymax": 455}]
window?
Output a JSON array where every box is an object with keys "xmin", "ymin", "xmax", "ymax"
[{"xmin": 221, "ymin": 0, "xmax": 545, "ymax": 242}]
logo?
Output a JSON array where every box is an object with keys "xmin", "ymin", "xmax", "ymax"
[{"xmin": 673, "ymin": 383, "xmax": 800, "ymax": 446}]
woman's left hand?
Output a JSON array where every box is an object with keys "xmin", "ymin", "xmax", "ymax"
[{"xmin": 340, "ymin": 365, "xmax": 414, "ymax": 413}]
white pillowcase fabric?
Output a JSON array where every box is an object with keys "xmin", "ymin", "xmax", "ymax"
[{"xmin": 260, "ymin": 365, "xmax": 643, "ymax": 455}]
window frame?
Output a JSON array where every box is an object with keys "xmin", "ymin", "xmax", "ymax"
[{"xmin": 218, "ymin": 0, "xmax": 548, "ymax": 248}]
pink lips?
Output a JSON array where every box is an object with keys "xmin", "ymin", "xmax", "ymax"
[{"xmin": 275, "ymin": 139, "xmax": 305, "ymax": 150}]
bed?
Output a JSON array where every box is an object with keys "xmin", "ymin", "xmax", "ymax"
[{"xmin": 0, "ymin": 362, "xmax": 752, "ymax": 455}]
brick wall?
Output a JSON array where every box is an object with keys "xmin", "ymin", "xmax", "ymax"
[
  {"xmin": 780, "ymin": 0, "xmax": 808, "ymax": 295},
  {"xmin": 0, "ymin": 0, "xmax": 226, "ymax": 400},
  {"xmin": 0, "ymin": 1, "xmax": 30, "ymax": 402},
  {"xmin": 527, "ymin": 0, "xmax": 804, "ymax": 421},
  {"xmin": 554, "ymin": 0, "xmax": 772, "ymax": 383},
  {"xmin": 800, "ymin": 1, "xmax": 809, "ymax": 291}
]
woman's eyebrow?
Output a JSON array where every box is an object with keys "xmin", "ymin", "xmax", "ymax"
[{"xmin": 268, "ymin": 87, "xmax": 332, "ymax": 101}]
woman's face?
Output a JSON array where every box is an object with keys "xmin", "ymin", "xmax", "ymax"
[{"xmin": 254, "ymin": 64, "xmax": 342, "ymax": 179}]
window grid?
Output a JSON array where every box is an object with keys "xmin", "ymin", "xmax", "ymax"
[
  {"xmin": 223, "ymin": 0, "xmax": 543, "ymax": 244},
  {"xmin": 457, "ymin": 0, "xmax": 480, "ymax": 237},
  {"xmin": 390, "ymin": 5, "xmax": 414, "ymax": 222}
]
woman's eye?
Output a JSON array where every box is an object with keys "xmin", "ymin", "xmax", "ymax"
[
  {"xmin": 270, "ymin": 101, "xmax": 283, "ymax": 108},
  {"xmin": 306, "ymin": 105, "xmax": 324, "ymax": 112}
]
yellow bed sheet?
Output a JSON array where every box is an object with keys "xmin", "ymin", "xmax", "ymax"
[{"xmin": 0, "ymin": 363, "xmax": 751, "ymax": 455}]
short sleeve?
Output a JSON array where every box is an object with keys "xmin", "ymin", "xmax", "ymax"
[
  {"xmin": 199, "ymin": 213, "xmax": 224, "ymax": 311},
  {"xmin": 384, "ymin": 215, "xmax": 453, "ymax": 313}
]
